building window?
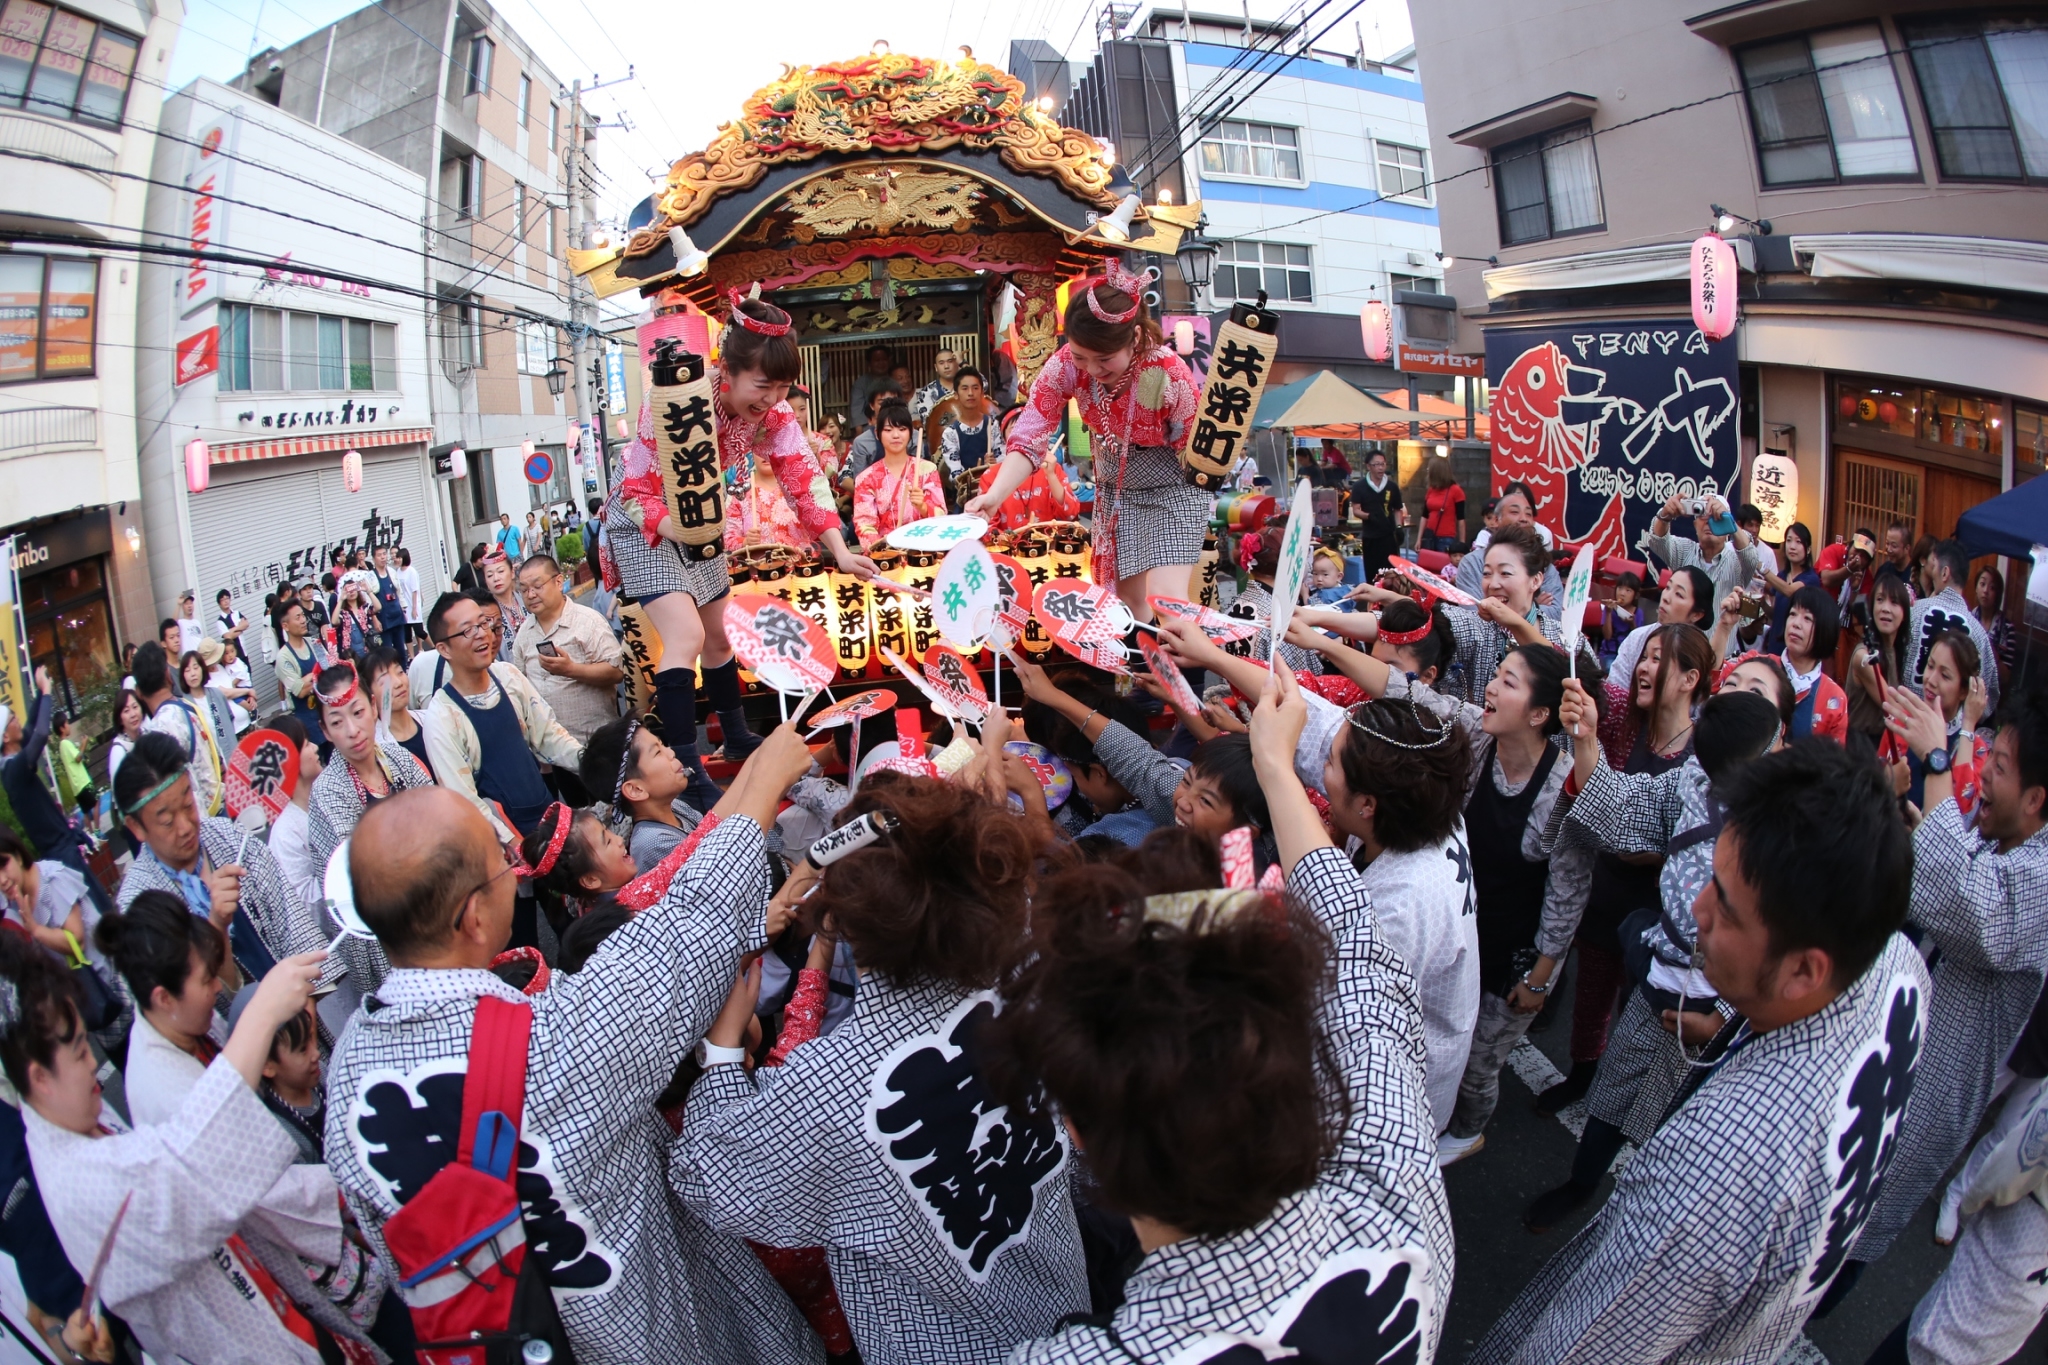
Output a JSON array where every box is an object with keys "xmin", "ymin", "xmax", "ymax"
[
  {"xmin": 464, "ymin": 446, "xmax": 499, "ymax": 524},
  {"xmin": 1212, "ymin": 241, "xmax": 1312, "ymax": 303},
  {"xmin": 218, "ymin": 304, "xmax": 395, "ymax": 393},
  {"xmin": 438, "ymin": 293, "xmax": 481, "ymax": 371},
  {"xmin": 0, "ymin": 1, "xmax": 139, "ymax": 127},
  {"xmin": 1738, "ymin": 25, "xmax": 1918, "ymax": 185},
  {"xmin": 1389, "ymin": 273, "xmax": 1440, "ymax": 294},
  {"xmin": 516, "ymin": 320, "xmax": 553, "ymax": 376},
  {"xmin": 1902, "ymin": 14, "xmax": 2048, "ymax": 182},
  {"xmin": 1376, "ymin": 141, "xmax": 1430, "ymax": 200},
  {"xmin": 1199, "ymin": 120, "xmax": 1301, "ymax": 181},
  {"xmin": 0, "ymin": 252, "xmax": 96, "ymax": 382},
  {"xmin": 452, "ymin": 153, "xmax": 484, "ymax": 218},
  {"xmin": 544, "ymin": 205, "xmax": 556, "ymax": 255},
  {"xmin": 1493, "ymin": 122, "xmax": 1605, "ymax": 245},
  {"xmin": 465, "ymin": 35, "xmax": 493, "ymax": 96},
  {"xmin": 512, "ymin": 183, "xmax": 526, "ymax": 240},
  {"xmin": 517, "ymin": 72, "xmax": 530, "ymax": 126},
  {"xmin": 548, "ymin": 102, "xmax": 559, "ymax": 150}
]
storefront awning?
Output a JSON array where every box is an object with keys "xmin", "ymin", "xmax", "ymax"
[{"xmin": 208, "ymin": 426, "xmax": 434, "ymax": 465}]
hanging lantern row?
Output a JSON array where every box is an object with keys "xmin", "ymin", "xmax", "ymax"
[
  {"xmin": 1359, "ymin": 296, "xmax": 1392, "ymax": 363},
  {"xmin": 1690, "ymin": 233, "xmax": 1738, "ymax": 341}
]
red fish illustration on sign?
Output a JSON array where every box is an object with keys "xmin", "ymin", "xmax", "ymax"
[{"xmin": 1493, "ymin": 341, "xmax": 1629, "ymax": 559}]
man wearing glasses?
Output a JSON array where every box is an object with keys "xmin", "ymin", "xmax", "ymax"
[
  {"xmin": 420, "ymin": 591, "xmax": 581, "ymax": 948},
  {"xmin": 511, "ymin": 553, "xmax": 624, "ymax": 755}
]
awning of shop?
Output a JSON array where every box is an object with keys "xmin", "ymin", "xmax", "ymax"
[
  {"xmin": 1293, "ymin": 387, "xmax": 1491, "ymax": 442},
  {"xmin": 1253, "ymin": 370, "xmax": 1401, "ymax": 429},
  {"xmin": 208, "ymin": 426, "xmax": 435, "ymax": 465}
]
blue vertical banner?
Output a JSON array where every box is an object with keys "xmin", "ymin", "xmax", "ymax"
[
  {"xmin": 1486, "ymin": 322, "xmax": 1740, "ymax": 561},
  {"xmin": 604, "ymin": 345, "xmax": 629, "ymax": 415}
]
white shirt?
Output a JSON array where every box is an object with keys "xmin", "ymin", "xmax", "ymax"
[
  {"xmin": 1354, "ymin": 831, "xmax": 1481, "ymax": 1136},
  {"xmin": 397, "ymin": 564, "xmax": 424, "ymax": 623},
  {"xmin": 176, "ymin": 615, "xmax": 205, "ymax": 655},
  {"xmin": 27, "ymin": 1063, "xmax": 325, "ymax": 1365},
  {"xmin": 268, "ymin": 800, "xmax": 320, "ymax": 911}
]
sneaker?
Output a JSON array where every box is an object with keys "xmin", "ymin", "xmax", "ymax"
[
  {"xmin": 1436, "ymin": 1132, "xmax": 1485, "ymax": 1167},
  {"xmin": 1523, "ymin": 1181, "xmax": 1595, "ymax": 1233}
]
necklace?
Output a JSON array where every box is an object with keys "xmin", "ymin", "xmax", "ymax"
[{"xmin": 1651, "ymin": 717, "xmax": 1695, "ymax": 755}]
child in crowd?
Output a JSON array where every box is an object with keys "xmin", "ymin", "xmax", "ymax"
[
  {"xmin": 520, "ymin": 801, "xmax": 643, "ymax": 921},
  {"xmin": 1599, "ymin": 572, "xmax": 1647, "ymax": 671},
  {"xmin": 1307, "ymin": 546, "xmax": 1351, "ymax": 606},
  {"xmin": 226, "ymin": 986, "xmax": 325, "ymax": 1163}
]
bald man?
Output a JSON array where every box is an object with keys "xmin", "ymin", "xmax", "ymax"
[{"xmin": 323, "ymin": 730, "xmax": 825, "ymax": 1365}]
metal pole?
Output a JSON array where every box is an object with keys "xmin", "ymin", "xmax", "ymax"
[
  {"xmin": 1407, "ymin": 373, "xmax": 1418, "ymax": 443},
  {"xmin": 566, "ymin": 78, "xmax": 595, "ymax": 509}
]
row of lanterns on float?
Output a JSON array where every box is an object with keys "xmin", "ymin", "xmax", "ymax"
[
  {"xmin": 1347, "ymin": 229, "xmax": 1741, "ymax": 366},
  {"xmin": 181, "ymin": 437, "xmax": 545, "ymax": 494}
]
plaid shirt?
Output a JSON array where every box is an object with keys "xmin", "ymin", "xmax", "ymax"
[
  {"xmin": 1013, "ymin": 847, "xmax": 1450, "ymax": 1364},
  {"xmin": 305, "ymin": 745, "xmax": 435, "ymax": 995},
  {"xmin": 1855, "ymin": 804, "xmax": 2048, "ymax": 1262},
  {"xmin": 325, "ymin": 816, "xmax": 822, "ymax": 1365},
  {"xmin": 117, "ymin": 816, "xmax": 342, "ymax": 989},
  {"xmin": 1474, "ymin": 933, "xmax": 1931, "ymax": 1365},
  {"xmin": 674, "ymin": 974, "xmax": 1088, "ymax": 1364}
]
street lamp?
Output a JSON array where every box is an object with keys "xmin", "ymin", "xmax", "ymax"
[
  {"xmin": 1175, "ymin": 214, "xmax": 1217, "ymax": 294},
  {"xmin": 544, "ymin": 360, "xmax": 569, "ymax": 397}
]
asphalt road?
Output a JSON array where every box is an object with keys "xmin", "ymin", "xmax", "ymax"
[{"xmin": 1435, "ymin": 952, "xmax": 2048, "ymax": 1364}]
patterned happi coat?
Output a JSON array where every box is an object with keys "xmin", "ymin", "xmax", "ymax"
[
  {"xmin": 307, "ymin": 743, "xmax": 435, "ymax": 996},
  {"xmin": 1009, "ymin": 846, "xmax": 1451, "ymax": 1365},
  {"xmin": 1473, "ymin": 933, "xmax": 1931, "ymax": 1365},
  {"xmin": 324, "ymin": 816, "xmax": 823, "ymax": 1365},
  {"xmin": 673, "ymin": 968, "xmax": 1089, "ymax": 1364}
]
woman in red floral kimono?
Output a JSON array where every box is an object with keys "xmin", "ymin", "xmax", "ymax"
[{"xmin": 967, "ymin": 260, "xmax": 1202, "ymax": 623}]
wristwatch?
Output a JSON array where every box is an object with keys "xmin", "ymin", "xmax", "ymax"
[
  {"xmin": 1923, "ymin": 745, "xmax": 1952, "ymax": 775},
  {"xmin": 694, "ymin": 1039, "xmax": 747, "ymax": 1068}
]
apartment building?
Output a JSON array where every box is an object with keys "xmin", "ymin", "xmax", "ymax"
[
  {"xmin": 1411, "ymin": 0, "xmax": 2046, "ymax": 571},
  {"xmin": 136, "ymin": 77, "xmax": 441, "ymax": 712},
  {"xmin": 229, "ymin": 0, "xmax": 581, "ymax": 574},
  {"xmin": 0, "ymin": 0, "xmax": 185, "ymax": 724}
]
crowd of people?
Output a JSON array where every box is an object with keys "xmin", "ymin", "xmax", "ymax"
[{"xmin": 1, "ymin": 278, "xmax": 2044, "ymax": 1365}]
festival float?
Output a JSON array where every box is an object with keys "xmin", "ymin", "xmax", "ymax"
[{"xmin": 570, "ymin": 48, "xmax": 1227, "ymax": 709}]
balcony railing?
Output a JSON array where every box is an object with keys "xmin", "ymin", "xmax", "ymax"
[
  {"xmin": 0, "ymin": 111, "xmax": 116, "ymax": 181},
  {"xmin": 0, "ymin": 405, "xmax": 98, "ymax": 456}
]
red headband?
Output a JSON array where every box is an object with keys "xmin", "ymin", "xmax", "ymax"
[
  {"xmin": 1714, "ymin": 649, "xmax": 1777, "ymax": 693},
  {"xmin": 314, "ymin": 661, "xmax": 361, "ymax": 709},
  {"xmin": 725, "ymin": 287, "xmax": 793, "ymax": 337},
  {"xmin": 528, "ymin": 802, "xmax": 575, "ymax": 877},
  {"xmin": 1081, "ymin": 259, "xmax": 1155, "ymax": 325},
  {"xmin": 1377, "ymin": 616, "xmax": 1434, "ymax": 647}
]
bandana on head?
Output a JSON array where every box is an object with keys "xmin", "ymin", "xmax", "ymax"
[
  {"xmin": 1136, "ymin": 888, "xmax": 1277, "ymax": 932},
  {"xmin": 724, "ymin": 285, "xmax": 793, "ymax": 337},
  {"xmin": 1713, "ymin": 649, "xmax": 1778, "ymax": 694},
  {"xmin": 1376, "ymin": 614, "xmax": 1435, "ymax": 648},
  {"xmin": 527, "ymin": 802, "xmax": 575, "ymax": 878},
  {"xmin": 1080, "ymin": 259, "xmax": 1157, "ymax": 325}
]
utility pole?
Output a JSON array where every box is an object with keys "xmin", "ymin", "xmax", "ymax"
[{"xmin": 565, "ymin": 78, "xmax": 593, "ymax": 502}]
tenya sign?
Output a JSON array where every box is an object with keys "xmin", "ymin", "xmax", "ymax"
[{"xmin": 1487, "ymin": 321, "xmax": 1740, "ymax": 562}]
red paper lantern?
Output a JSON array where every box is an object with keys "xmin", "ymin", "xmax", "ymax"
[
  {"xmin": 1877, "ymin": 400, "xmax": 1898, "ymax": 425},
  {"xmin": 1838, "ymin": 393, "xmax": 1858, "ymax": 419},
  {"xmin": 183, "ymin": 437, "xmax": 209, "ymax": 494},
  {"xmin": 1359, "ymin": 298, "xmax": 1392, "ymax": 363},
  {"xmin": 342, "ymin": 448, "xmax": 363, "ymax": 493},
  {"xmin": 1690, "ymin": 234, "xmax": 1739, "ymax": 341}
]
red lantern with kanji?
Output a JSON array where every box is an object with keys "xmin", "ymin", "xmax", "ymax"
[
  {"xmin": 184, "ymin": 437, "xmax": 209, "ymax": 494},
  {"xmin": 1359, "ymin": 298, "xmax": 1392, "ymax": 363},
  {"xmin": 341, "ymin": 448, "xmax": 363, "ymax": 493}
]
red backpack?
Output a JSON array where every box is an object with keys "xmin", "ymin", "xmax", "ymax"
[{"xmin": 380, "ymin": 997, "xmax": 571, "ymax": 1365}]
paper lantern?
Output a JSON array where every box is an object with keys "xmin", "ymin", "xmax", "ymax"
[
  {"xmin": 829, "ymin": 564, "xmax": 874, "ymax": 681},
  {"xmin": 1173, "ymin": 319, "xmax": 1195, "ymax": 356},
  {"xmin": 1750, "ymin": 449, "xmax": 1799, "ymax": 544},
  {"xmin": 902, "ymin": 549, "xmax": 942, "ymax": 664},
  {"xmin": 184, "ymin": 437, "xmax": 209, "ymax": 494},
  {"xmin": 1007, "ymin": 532, "xmax": 1057, "ymax": 658},
  {"xmin": 341, "ymin": 448, "xmax": 363, "ymax": 493},
  {"xmin": 1690, "ymin": 233, "xmax": 1738, "ymax": 341},
  {"xmin": 869, "ymin": 547, "xmax": 912, "ymax": 665},
  {"xmin": 1359, "ymin": 298, "xmax": 1392, "ymax": 363},
  {"xmin": 446, "ymin": 446, "xmax": 468, "ymax": 480},
  {"xmin": 1877, "ymin": 400, "xmax": 1898, "ymax": 425},
  {"xmin": 1838, "ymin": 394, "xmax": 1858, "ymax": 419}
]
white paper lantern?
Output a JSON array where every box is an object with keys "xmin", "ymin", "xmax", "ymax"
[
  {"xmin": 1750, "ymin": 448, "xmax": 1799, "ymax": 543},
  {"xmin": 1360, "ymin": 298, "xmax": 1392, "ymax": 363},
  {"xmin": 1173, "ymin": 320, "xmax": 1195, "ymax": 356},
  {"xmin": 446, "ymin": 446, "xmax": 468, "ymax": 480},
  {"xmin": 1690, "ymin": 233, "xmax": 1739, "ymax": 341},
  {"xmin": 184, "ymin": 437, "xmax": 209, "ymax": 494},
  {"xmin": 342, "ymin": 448, "xmax": 363, "ymax": 493}
]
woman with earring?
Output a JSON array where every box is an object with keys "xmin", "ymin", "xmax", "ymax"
[
  {"xmin": 967, "ymin": 260, "xmax": 1202, "ymax": 625},
  {"xmin": 604, "ymin": 287, "xmax": 878, "ymax": 809}
]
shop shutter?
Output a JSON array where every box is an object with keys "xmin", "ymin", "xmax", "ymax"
[{"xmin": 187, "ymin": 448, "xmax": 443, "ymax": 717}]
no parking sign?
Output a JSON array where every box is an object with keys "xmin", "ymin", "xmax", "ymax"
[{"xmin": 524, "ymin": 448, "xmax": 554, "ymax": 485}]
